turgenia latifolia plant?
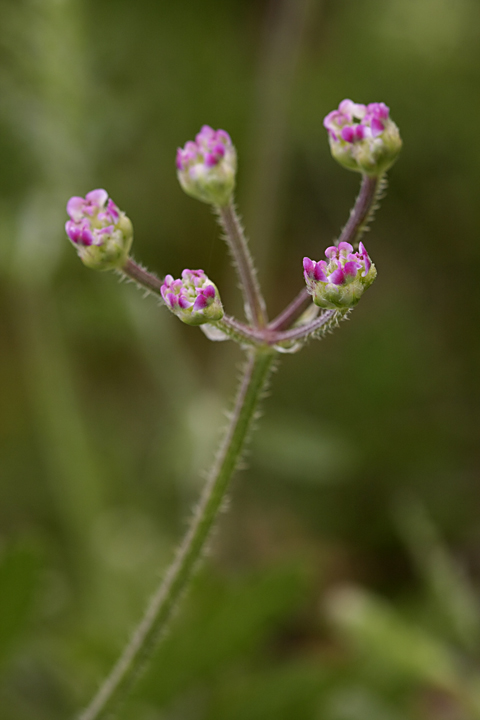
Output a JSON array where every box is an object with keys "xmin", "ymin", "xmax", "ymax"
[{"xmin": 65, "ymin": 99, "xmax": 402, "ymax": 720}]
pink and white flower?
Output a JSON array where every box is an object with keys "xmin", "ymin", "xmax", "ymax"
[
  {"xmin": 303, "ymin": 241, "xmax": 376, "ymax": 309},
  {"xmin": 176, "ymin": 126, "xmax": 237, "ymax": 206},
  {"xmin": 323, "ymin": 100, "xmax": 402, "ymax": 175},
  {"xmin": 65, "ymin": 189, "xmax": 133, "ymax": 271},
  {"xmin": 161, "ymin": 268, "xmax": 224, "ymax": 326}
]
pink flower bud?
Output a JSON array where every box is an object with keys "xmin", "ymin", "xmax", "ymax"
[
  {"xmin": 176, "ymin": 126, "xmax": 237, "ymax": 206},
  {"xmin": 65, "ymin": 189, "xmax": 133, "ymax": 271},
  {"xmin": 303, "ymin": 242, "xmax": 377, "ymax": 310},
  {"xmin": 161, "ymin": 269, "xmax": 224, "ymax": 326},
  {"xmin": 324, "ymin": 99, "xmax": 402, "ymax": 175}
]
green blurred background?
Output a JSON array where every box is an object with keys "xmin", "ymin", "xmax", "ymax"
[{"xmin": 1, "ymin": 0, "xmax": 480, "ymax": 718}]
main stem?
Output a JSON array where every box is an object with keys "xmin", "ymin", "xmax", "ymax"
[
  {"xmin": 78, "ymin": 349, "xmax": 275, "ymax": 720},
  {"xmin": 216, "ymin": 202, "xmax": 268, "ymax": 328}
]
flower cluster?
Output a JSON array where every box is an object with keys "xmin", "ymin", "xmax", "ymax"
[
  {"xmin": 161, "ymin": 269, "xmax": 224, "ymax": 326},
  {"xmin": 176, "ymin": 126, "xmax": 237, "ymax": 206},
  {"xmin": 303, "ymin": 241, "xmax": 376, "ymax": 310},
  {"xmin": 65, "ymin": 189, "xmax": 133, "ymax": 270},
  {"xmin": 324, "ymin": 100, "xmax": 402, "ymax": 175}
]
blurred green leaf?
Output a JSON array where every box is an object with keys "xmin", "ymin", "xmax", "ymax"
[{"xmin": 325, "ymin": 586, "xmax": 459, "ymax": 691}]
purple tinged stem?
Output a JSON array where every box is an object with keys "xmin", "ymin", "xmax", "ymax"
[
  {"xmin": 116, "ymin": 260, "xmax": 345, "ymax": 350},
  {"xmin": 121, "ymin": 257, "xmax": 165, "ymax": 297},
  {"xmin": 337, "ymin": 174, "xmax": 381, "ymax": 247},
  {"xmin": 272, "ymin": 309, "xmax": 339, "ymax": 343},
  {"xmin": 268, "ymin": 287, "xmax": 311, "ymax": 332},
  {"xmin": 268, "ymin": 173, "xmax": 382, "ymax": 331},
  {"xmin": 219, "ymin": 311, "xmax": 344, "ymax": 348},
  {"xmin": 216, "ymin": 202, "xmax": 267, "ymax": 328}
]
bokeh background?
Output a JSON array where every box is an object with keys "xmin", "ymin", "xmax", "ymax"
[{"xmin": 1, "ymin": 0, "xmax": 480, "ymax": 718}]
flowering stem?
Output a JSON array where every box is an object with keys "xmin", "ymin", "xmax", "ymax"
[
  {"xmin": 215, "ymin": 202, "xmax": 268, "ymax": 328},
  {"xmin": 268, "ymin": 287, "xmax": 313, "ymax": 331},
  {"xmin": 121, "ymin": 257, "xmax": 165, "ymax": 297},
  {"xmin": 217, "ymin": 311, "xmax": 348, "ymax": 348},
  {"xmin": 216, "ymin": 316, "xmax": 265, "ymax": 347},
  {"xmin": 337, "ymin": 173, "xmax": 383, "ymax": 246},
  {"xmin": 78, "ymin": 349, "xmax": 275, "ymax": 720},
  {"xmin": 273, "ymin": 309, "xmax": 346, "ymax": 343},
  {"xmin": 268, "ymin": 173, "xmax": 385, "ymax": 331}
]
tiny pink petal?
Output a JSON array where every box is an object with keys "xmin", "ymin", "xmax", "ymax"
[
  {"xmin": 215, "ymin": 129, "xmax": 231, "ymax": 145},
  {"xmin": 343, "ymin": 261, "xmax": 360, "ymax": 279},
  {"xmin": 85, "ymin": 189, "xmax": 108, "ymax": 208},
  {"xmin": 66, "ymin": 196, "xmax": 86, "ymax": 222},
  {"xmin": 80, "ymin": 227, "xmax": 95, "ymax": 246},
  {"xmin": 367, "ymin": 102, "xmax": 389, "ymax": 120},
  {"xmin": 65, "ymin": 220, "xmax": 80, "ymax": 243},
  {"xmin": 338, "ymin": 242, "xmax": 354, "ymax": 254},
  {"xmin": 202, "ymin": 285, "xmax": 216, "ymax": 299},
  {"xmin": 303, "ymin": 257, "xmax": 316, "ymax": 276},
  {"xmin": 313, "ymin": 262, "xmax": 328, "ymax": 282},
  {"xmin": 205, "ymin": 153, "xmax": 220, "ymax": 168},
  {"xmin": 193, "ymin": 295, "xmax": 208, "ymax": 312},
  {"xmin": 354, "ymin": 124, "xmax": 367, "ymax": 141},
  {"xmin": 370, "ymin": 118, "xmax": 385, "ymax": 137},
  {"xmin": 338, "ymin": 100, "xmax": 366, "ymax": 119},
  {"xmin": 196, "ymin": 125, "xmax": 215, "ymax": 144},
  {"xmin": 340, "ymin": 126, "xmax": 356, "ymax": 143},
  {"xmin": 166, "ymin": 293, "xmax": 177, "ymax": 308},
  {"xmin": 178, "ymin": 295, "xmax": 192, "ymax": 309},
  {"xmin": 328, "ymin": 267, "xmax": 346, "ymax": 286}
]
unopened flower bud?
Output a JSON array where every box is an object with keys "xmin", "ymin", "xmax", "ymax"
[
  {"xmin": 303, "ymin": 242, "xmax": 376, "ymax": 310},
  {"xmin": 176, "ymin": 126, "xmax": 237, "ymax": 206},
  {"xmin": 324, "ymin": 100, "xmax": 402, "ymax": 175},
  {"xmin": 161, "ymin": 269, "xmax": 224, "ymax": 326},
  {"xmin": 65, "ymin": 189, "xmax": 133, "ymax": 271}
]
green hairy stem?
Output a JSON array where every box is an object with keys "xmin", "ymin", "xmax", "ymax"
[
  {"xmin": 215, "ymin": 202, "xmax": 268, "ymax": 328},
  {"xmin": 78, "ymin": 349, "xmax": 275, "ymax": 720}
]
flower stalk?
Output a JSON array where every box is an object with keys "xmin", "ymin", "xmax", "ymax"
[
  {"xmin": 215, "ymin": 202, "xmax": 268, "ymax": 328},
  {"xmin": 268, "ymin": 172, "xmax": 384, "ymax": 331},
  {"xmin": 78, "ymin": 349, "xmax": 275, "ymax": 720},
  {"xmin": 121, "ymin": 257, "xmax": 164, "ymax": 297}
]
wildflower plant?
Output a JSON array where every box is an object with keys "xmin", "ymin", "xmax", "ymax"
[{"xmin": 67, "ymin": 105, "xmax": 401, "ymax": 720}]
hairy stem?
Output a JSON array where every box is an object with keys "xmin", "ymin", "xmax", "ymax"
[
  {"xmin": 121, "ymin": 257, "xmax": 164, "ymax": 298},
  {"xmin": 337, "ymin": 173, "xmax": 383, "ymax": 247},
  {"xmin": 216, "ymin": 315, "xmax": 265, "ymax": 347},
  {"xmin": 269, "ymin": 173, "xmax": 385, "ymax": 331},
  {"xmin": 273, "ymin": 309, "xmax": 338, "ymax": 343},
  {"xmin": 217, "ymin": 312, "xmax": 348, "ymax": 348},
  {"xmin": 268, "ymin": 287, "xmax": 312, "ymax": 331},
  {"xmin": 78, "ymin": 349, "xmax": 275, "ymax": 720},
  {"xmin": 216, "ymin": 202, "xmax": 268, "ymax": 328}
]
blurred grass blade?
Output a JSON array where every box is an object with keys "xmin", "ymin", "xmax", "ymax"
[
  {"xmin": 325, "ymin": 585, "xmax": 459, "ymax": 690},
  {"xmin": 394, "ymin": 495, "xmax": 480, "ymax": 653}
]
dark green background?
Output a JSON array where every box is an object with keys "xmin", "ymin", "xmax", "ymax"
[{"xmin": 1, "ymin": 0, "xmax": 480, "ymax": 717}]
